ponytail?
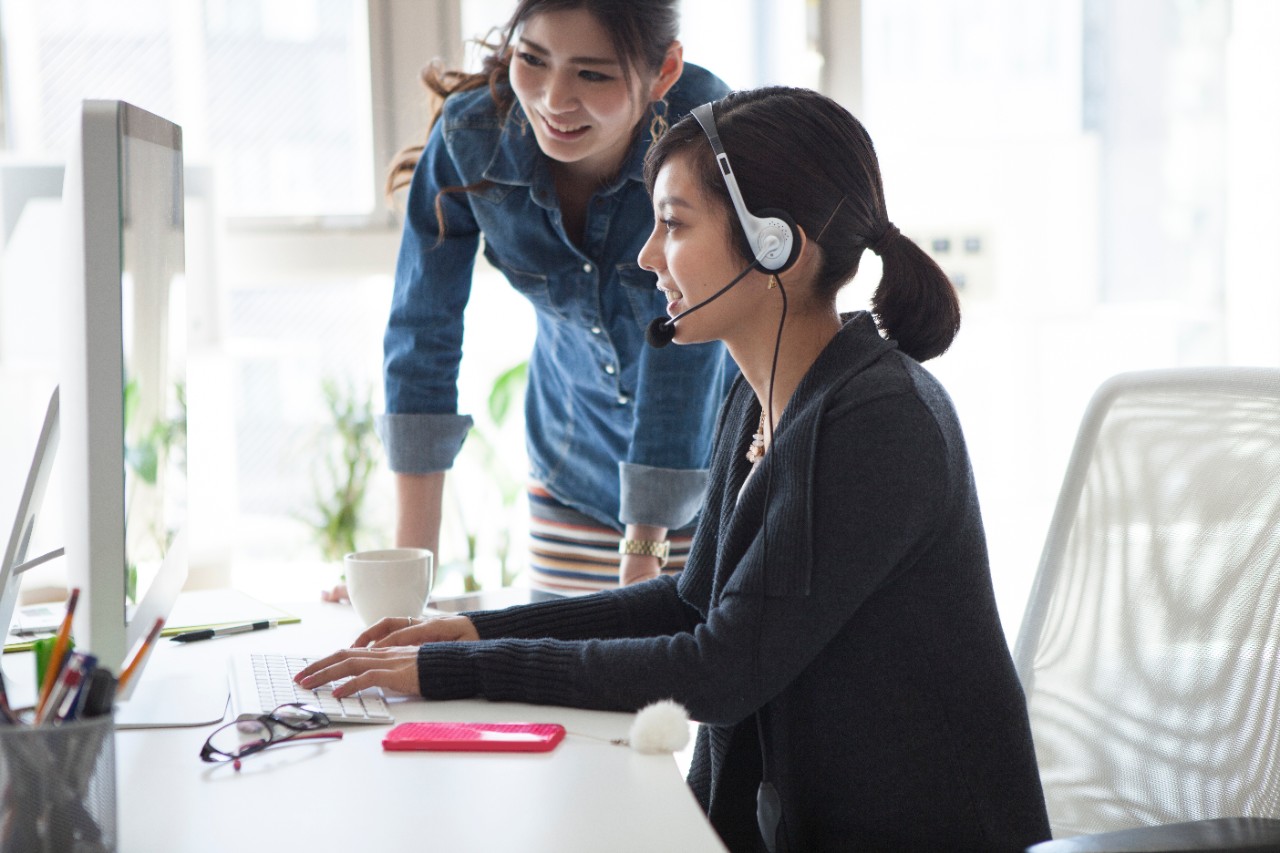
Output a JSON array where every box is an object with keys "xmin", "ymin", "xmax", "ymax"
[{"xmin": 869, "ymin": 230, "xmax": 960, "ymax": 362}]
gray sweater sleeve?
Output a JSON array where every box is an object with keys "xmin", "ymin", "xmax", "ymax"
[
  {"xmin": 417, "ymin": 387, "xmax": 952, "ymax": 720},
  {"xmin": 465, "ymin": 575, "xmax": 701, "ymax": 641}
]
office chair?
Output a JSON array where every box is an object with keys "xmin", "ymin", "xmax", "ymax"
[{"xmin": 1013, "ymin": 368, "xmax": 1280, "ymax": 853}]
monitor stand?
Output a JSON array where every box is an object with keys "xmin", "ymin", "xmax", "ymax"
[
  {"xmin": 113, "ymin": 669, "xmax": 229, "ymax": 729},
  {"xmin": 111, "ymin": 528, "xmax": 230, "ymax": 729}
]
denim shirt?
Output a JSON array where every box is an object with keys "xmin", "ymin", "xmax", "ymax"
[{"xmin": 379, "ymin": 64, "xmax": 732, "ymax": 531}]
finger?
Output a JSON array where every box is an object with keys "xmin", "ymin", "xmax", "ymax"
[
  {"xmin": 352, "ymin": 616, "xmax": 410, "ymax": 648},
  {"xmin": 320, "ymin": 584, "xmax": 350, "ymax": 603},
  {"xmin": 331, "ymin": 662, "xmax": 419, "ymax": 699},
  {"xmin": 293, "ymin": 648, "xmax": 365, "ymax": 683},
  {"xmin": 296, "ymin": 648, "xmax": 409, "ymax": 688},
  {"xmin": 371, "ymin": 615, "xmax": 478, "ymax": 647},
  {"xmin": 329, "ymin": 669, "xmax": 387, "ymax": 699},
  {"xmin": 370, "ymin": 628, "xmax": 415, "ymax": 648},
  {"xmin": 370, "ymin": 622, "xmax": 430, "ymax": 648}
]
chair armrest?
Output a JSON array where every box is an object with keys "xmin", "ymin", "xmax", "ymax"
[{"xmin": 1026, "ymin": 817, "xmax": 1280, "ymax": 852}]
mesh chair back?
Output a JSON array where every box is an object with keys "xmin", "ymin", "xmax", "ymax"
[{"xmin": 1013, "ymin": 368, "xmax": 1280, "ymax": 839}]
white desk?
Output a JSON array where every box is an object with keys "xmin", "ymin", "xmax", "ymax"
[{"xmin": 8, "ymin": 599, "xmax": 727, "ymax": 853}]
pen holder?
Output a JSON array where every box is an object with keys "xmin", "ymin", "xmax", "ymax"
[{"xmin": 0, "ymin": 713, "xmax": 116, "ymax": 852}]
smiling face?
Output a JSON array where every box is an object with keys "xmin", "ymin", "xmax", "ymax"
[
  {"xmin": 638, "ymin": 152, "xmax": 768, "ymax": 347},
  {"xmin": 509, "ymin": 8, "xmax": 676, "ymax": 183}
]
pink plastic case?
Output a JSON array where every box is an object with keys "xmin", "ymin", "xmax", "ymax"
[{"xmin": 382, "ymin": 721, "xmax": 566, "ymax": 752}]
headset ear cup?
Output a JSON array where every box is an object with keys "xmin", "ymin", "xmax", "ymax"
[{"xmin": 753, "ymin": 208, "xmax": 801, "ymax": 273}]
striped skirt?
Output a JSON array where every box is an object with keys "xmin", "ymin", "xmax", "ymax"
[{"xmin": 527, "ymin": 483, "xmax": 694, "ymax": 592}]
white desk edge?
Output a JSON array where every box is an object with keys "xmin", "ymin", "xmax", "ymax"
[{"xmin": 3, "ymin": 596, "xmax": 727, "ymax": 853}]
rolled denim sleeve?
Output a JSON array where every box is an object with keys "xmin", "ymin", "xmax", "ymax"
[
  {"xmin": 618, "ymin": 462, "xmax": 708, "ymax": 529},
  {"xmin": 382, "ymin": 112, "xmax": 482, "ymax": 473},
  {"xmin": 622, "ymin": 340, "xmax": 731, "ymax": 528},
  {"xmin": 378, "ymin": 412, "xmax": 474, "ymax": 474}
]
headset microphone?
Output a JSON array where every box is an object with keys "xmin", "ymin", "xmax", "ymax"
[
  {"xmin": 644, "ymin": 316, "xmax": 677, "ymax": 349},
  {"xmin": 645, "ymin": 259, "xmax": 762, "ymax": 349}
]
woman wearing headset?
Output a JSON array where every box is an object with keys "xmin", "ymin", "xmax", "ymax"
[
  {"xmin": 302, "ymin": 87, "xmax": 1050, "ymax": 852},
  {"xmin": 371, "ymin": 0, "xmax": 731, "ymax": 592}
]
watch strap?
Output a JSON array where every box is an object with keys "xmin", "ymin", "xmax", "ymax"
[{"xmin": 618, "ymin": 538, "xmax": 670, "ymax": 568}]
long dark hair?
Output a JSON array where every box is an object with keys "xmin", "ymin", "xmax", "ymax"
[
  {"xmin": 644, "ymin": 87, "xmax": 961, "ymax": 362},
  {"xmin": 385, "ymin": 0, "xmax": 679, "ymax": 199}
]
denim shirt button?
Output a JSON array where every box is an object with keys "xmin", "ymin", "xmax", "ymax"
[
  {"xmin": 583, "ymin": 262, "xmax": 593, "ymax": 273},
  {"xmin": 590, "ymin": 326, "xmax": 602, "ymax": 335},
  {"xmin": 604, "ymin": 364, "xmax": 616, "ymax": 375},
  {"xmin": 617, "ymin": 395, "xmax": 630, "ymax": 405}
]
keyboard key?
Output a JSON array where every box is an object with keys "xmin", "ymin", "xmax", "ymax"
[{"xmin": 230, "ymin": 653, "xmax": 393, "ymax": 724}]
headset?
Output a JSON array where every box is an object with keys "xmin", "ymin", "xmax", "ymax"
[
  {"xmin": 689, "ymin": 102, "xmax": 799, "ymax": 274},
  {"xmin": 645, "ymin": 101, "xmax": 800, "ymax": 349}
]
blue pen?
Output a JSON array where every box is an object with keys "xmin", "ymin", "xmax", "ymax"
[{"xmin": 46, "ymin": 652, "xmax": 97, "ymax": 724}]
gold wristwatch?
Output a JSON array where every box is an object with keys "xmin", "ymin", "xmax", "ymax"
[{"xmin": 618, "ymin": 538, "xmax": 670, "ymax": 568}]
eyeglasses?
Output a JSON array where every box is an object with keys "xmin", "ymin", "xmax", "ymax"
[{"xmin": 200, "ymin": 703, "xmax": 342, "ymax": 771}]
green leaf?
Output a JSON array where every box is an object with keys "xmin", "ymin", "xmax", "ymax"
[
  {"xmin": 126, "ymin": 443, "xmax": 159, "ymax": 484},
  {"xmin": 487, "ymin": 361, "xmax": 528, "ymax": 425}
]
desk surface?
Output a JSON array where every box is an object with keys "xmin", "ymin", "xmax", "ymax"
[{"xmin": 6, "ymin": 597, "xmax": 727, "ymax": 853}]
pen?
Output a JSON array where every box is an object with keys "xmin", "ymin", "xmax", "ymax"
[
  {"xmin": 43, "ymin": 652, "xmax": 96, "ymax": 725},
  {"xmin": 34, "ymin": 587, "xmax": 80, "ymax": 721},
  {"xmin": 0, "ymin": 670, "xmax": 19, "ymax": 724},
  {"xmin": 116, "ymin": 616, "xmax": 164, "ymax": 693},
  {"xmin": 169, "ymin": 619, "xmax": 278, "ymax": 643}
]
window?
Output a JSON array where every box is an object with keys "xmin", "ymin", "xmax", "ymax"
[
  {"xmin": 860, "ymin": 0, "xmax": 1280, "ymax": 632},
  {"xmin": 1, "ymin": 0, "xmax": 376, "ymax": 219}
]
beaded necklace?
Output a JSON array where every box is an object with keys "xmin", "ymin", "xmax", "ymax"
[{"xmin": 745, "ymin": 410, "xmax": 767, "ymax": 463}]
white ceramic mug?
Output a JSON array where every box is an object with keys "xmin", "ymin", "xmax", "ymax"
[{"xmin": 343, "ymin": 548, "xmax": 434, "ymax": 626}]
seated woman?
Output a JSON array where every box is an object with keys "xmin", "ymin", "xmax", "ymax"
[{"xmin": 298, "ymin": 86, "xmax": 1051, "ymax": 853}]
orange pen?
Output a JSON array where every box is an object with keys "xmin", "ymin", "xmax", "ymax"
[
  {"xmin": 33, "ymin": 587, "xmax": 80, "ymax": 722},
  {"xmin": 117, "ymin": 616, "xmax": 165, "ymax": 693}
]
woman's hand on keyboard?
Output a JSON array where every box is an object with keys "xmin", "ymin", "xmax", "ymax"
[
  {"xmin": 354, "ymin": 614, "xmax": 480, "ymax": 650},
  {"xmin": 294, "ymin": 647, "xmax": 421, "ymax": 699}
]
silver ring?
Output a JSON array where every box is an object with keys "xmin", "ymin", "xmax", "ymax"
[{"xmin": 406, "ymin": 616, "xmax": 417, "ymax": 626}]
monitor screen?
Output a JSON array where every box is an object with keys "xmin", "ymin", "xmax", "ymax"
[{"xmin": 62, "ymin": 100, "xmax": 187, "ymax": 672}]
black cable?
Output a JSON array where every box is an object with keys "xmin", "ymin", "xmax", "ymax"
[{"xmin": 753, "ymin": 274, "xmax": 788, "ymax": 851}]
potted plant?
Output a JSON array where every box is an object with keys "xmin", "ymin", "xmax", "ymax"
[{"xmin": 304, "ymin": 378, "xmax": 380, "ymax": 564}]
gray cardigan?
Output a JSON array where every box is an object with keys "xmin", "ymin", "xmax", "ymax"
[{"xmin": 421, "ymin": 312, "xmax": 1050, "ymax": 851}]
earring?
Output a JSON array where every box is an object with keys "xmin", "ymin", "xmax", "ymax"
[
  {"xmin": 768, "ymin": 275, "xmax": 779, "ymax": 290},
  {"xmin": 648, "ymin": 98, "xmax": 671, "ymax": 141}
]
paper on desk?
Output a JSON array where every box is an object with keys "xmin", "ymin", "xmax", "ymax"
[
  {"xmin": 160, "ymin": 588, "xmax": 299, "ymax": 635},
  {"xmin": 4, "ymin": 588, "xmax": 299, "ymax": 652}
]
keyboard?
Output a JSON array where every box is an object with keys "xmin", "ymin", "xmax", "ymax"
[{"xmin": 229, "ymin": 653, "xmax": 394, "ymax": 724}]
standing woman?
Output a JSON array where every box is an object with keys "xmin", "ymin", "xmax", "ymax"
[
  {"xmin": 302, "ymin": 86, "xmax": 1051, "ymax": 851},
  {"xmin": 377, "ymin": 0, "xmax": 731, "ymax": 591}
]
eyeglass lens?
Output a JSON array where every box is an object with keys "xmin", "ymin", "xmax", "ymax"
[{"xmin": 204, "ymin": 704, "xmax": 328, "ymax": 762}]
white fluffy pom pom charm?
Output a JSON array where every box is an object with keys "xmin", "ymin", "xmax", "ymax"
[
  {"xmin": 626, "ymin": 699, "xmax": 692, "ymax": 754},
  {"xmin": 570, "ymin": 699, "xmax": 693, "ymax": 752}
]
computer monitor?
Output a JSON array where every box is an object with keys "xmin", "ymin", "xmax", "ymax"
[
  {"xmin": 0, "ymin": 387, "xmax": 60, "ymax": 643},
  {"xmin": 60, "ymin": 100, "xmax": 189, "ymax": 677}
]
